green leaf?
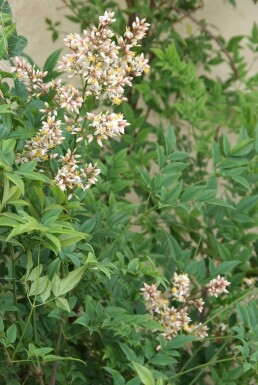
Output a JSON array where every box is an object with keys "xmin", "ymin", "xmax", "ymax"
[
  {"xmin": 151, "ymin": 47, "xmax": 165, "ymax": 60},
  {"xmin": 0, "ymin": 70, "xmax": 14, "ymax": 79},
  {"xmin": 166, "ymin": 335, "xmax": 198, "ymax": 349},
  {"xmin": 222, "ymin": 135, "xmax": 231, "ymax": 157},
  {"xmin": 18, "ymin": 161, "xmax": 37, "ymax": 173},
  {"xmin": 166, "ymin": 180, "xmax": 183, "ymax": 203},
  {"xmin": 40, "ymin": 280, "xmax": 52, "ymax": 303},
  {"xmin": 6, "ymin": 323, "xmax": 16, "ymax": 344},
  {"xmin": 0, "ymin": 235, "xmax": 24, "ymax": 249},
  {"xmin": 105, "ymin": 368, "xmax": 125, "ymax": 385},
  {"xmin": 255, "ymin": 124, "xmax": 258, "ymax": 154},
  {"xmin": 181, "ymin": 185, "xmax": 203, "ymax": 202},
  {"xmin": 5, "ymin": 172, "xmax": 24, "ymax": 195},
  {"xmin": 223, "ymin": 367, "xmax": 243, "ymax": 381},
  {"xmin": 7, "ymin": 199, "xmax": 29, "ymax": 207},
  {"xmin": 6, "ymin": 218, "xmax": 48, "ymax": 241},
  {"xmin": 165, "ymin": 44, "xmax": 180, "ymax": 64},
  {"xmin": 51, "ymin": 274, "xmax": 61, "ymax": 297},
  {"xmin": 231, "ymin": 139, "xmax": 253, "ymax": 157},
  {"xmin": 0, "ymin": 23, "xmax": 16, "ymax": 59},
  {"xmin": 55, "ymin": 297, "xmax": 70, "ymax": 312},
  {"xmin": 137, "ymin": 168, "xmax": 151, "ymax": 187},
  {"xmin": 122, "ymin": 102, "xmax": 134, "ymax": 122},
  {"xmin": 8, "ymin": 34, "xmax": 27, "ymax": 56},
  {"xmin": 132, "ymin": 362, "xmax": 155, "ymax": 385},
  {"xmin": 126, "ymin": 379, "xmax": 141, "ymax": 385},
  {"xmin": 119, "ymin": 343, "xmax": 138, "ymax": 361},
  {"xmin": 169, "ymin": 151, "xmax": 188, "ymax": 161},
  {"xmin": 58, "ymin": 232, "xmax": 87, "ymax": 247},
  {"xmin": 26, "ymin": 264, "xmax": 43, "ymax": 281},
  {"xmin": 134, "ymin": 83, "xmax": 152, "ymax": 101},
  {"xmin": 16, "ymin": 171, "xmax": 50, "ymax": 182},
  {"xmin": 142, "ymin": 320, "xmax": 165, "ymax": 332},
  {"xmin": 237, "ymin": 304, "xmax": 252, "ymax": 329},
  {"xmin": 65, "ymin": 15, "xmax": 81, "ymax": 23},
  {"xmin": 0, "ymin": 216, "xmax": 20, "ymax": 227},
  {"xmin": 32, "ymin": 347, "xmax": 54, "ymax": 357},
  {"xmin": 0, "ymin": 35, "xmax": 7, "ymax": 60},
  {"xmin": 212, "ymin": 140, "xmax": 220, "ymax": 166},
  {"xmin": 206, "ymin": 198, "xmax": 235, "ymax": 210},
  {"xmin": 150, "ymin": 353, "xmax": 178, "ymax": 366},
  {"xmin": 212, "ymin": 261, "xmax": 240, "ymax": 276},
  {"xmin": 0, "ymin": 103, "xmax": 15, "ymax": 114},
  {"xmin": 58, "ymin": 265, "xmax": 87, "ymax": 296},
  {"xmin": 44, "ymin": 233, "xmax": 61, "ymax": 254},
  {"xmin": 74, "ymin": 313, "xmax": 89, "ymax": 326},
  {"xmin": 29, "ymin": 275, "xmax": 49, "ymax": 296},
  {"xmin": 0, "ymin": 13, "xmax": 13, "ymax": 24},
  {"xmin": 156, "ymin": 144, "xmax": 165, "ymax": 169},
  {"xmin": 1, "ymin": 184, "xmax": 21, "ymax": 206},
  {"xmin": 230, "ymin": 176, "xmax": 251, "ymax": 191},
  {"xmin": 7, "ymin": 130, "xmax": 34, "ymax": 139},
  {"xmin": 165, "ymin": 126, "xmax": 176, "ymax": 155},
  {"xmin": 43, "ymin": 48, "xmax": 62, "ymax": 72}
]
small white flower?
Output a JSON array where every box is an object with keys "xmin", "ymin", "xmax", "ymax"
[
  {"xmin": 192, "ymin": 323, "xmax": 209, "ymax": 339},
  {"xmin": 206, "ymin": 275, "xmax": 230, "ymax": 297},
  {"xmin": 171, "ymin": 273, "xmax": 190, "ymax": 302},
  {"xmin": 87, "ymin": 111, "xmax": 130, "ymax": 146}
]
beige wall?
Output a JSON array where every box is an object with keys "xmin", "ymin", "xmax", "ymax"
[
  {"xmin": 7, "ymin": 0, "xmax": 258, "ymax": 71},
  {"xmin": 8, "ymin": 0, "xmax": 78, "ymax": 66}
]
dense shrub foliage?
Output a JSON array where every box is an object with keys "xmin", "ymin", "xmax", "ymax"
[{"xmin": 0, "ymin": 0, "xmax": 258, "ymax": 384}]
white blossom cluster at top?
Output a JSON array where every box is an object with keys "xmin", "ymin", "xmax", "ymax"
[{"xmin": 12, "ymin": 11, "xmax": 150, "ymax": 193}]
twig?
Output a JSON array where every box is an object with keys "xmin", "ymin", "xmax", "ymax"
[
  {"xmin": 49, "ymin": 321, "xmax": 63, "ymax": 385},
  {"xmin": 31, "ymin": 361, "xmax": 45, "ymax": 385},
  {"xmin": 168, "ymin": 357, "xmax": 236, "ymax": 381},
  {"xmin": 169, "ymin": 4, "xmax": 238, "ymax": 79}
]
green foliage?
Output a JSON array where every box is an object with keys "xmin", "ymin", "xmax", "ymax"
[{"xmin": 0, "ymin": 1, "xmax": 258, "ymax": 385}]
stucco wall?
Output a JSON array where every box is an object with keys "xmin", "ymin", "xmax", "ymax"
[{"xmin": 8, "ymin": 0, "xmax": 78, "ymax": 66}]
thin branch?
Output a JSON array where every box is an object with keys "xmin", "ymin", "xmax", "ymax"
[
  {"xmin": 169, "ymin": 4, "xmax": 238, "ymax": 79},
  {"xmin": 49, "ymin": 322, "xmax": 63, "ymax": 385},
  {"xmin": 168, "ymin": 357, "xmax": 237, "ymax": 381}
]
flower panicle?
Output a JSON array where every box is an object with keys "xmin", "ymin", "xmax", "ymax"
[
  {"xmin": 54, "ymin": 149, "xmax": 100, "ymax": 193},
  {"xmin": 11, "ymin": 57, "xmax": 48, "ymax": 94},
  {"xmin": 206, "ymin": 275, "xmax": 230, "ymax": 297},
  {"xmin": 141, "ymin": 272, "xmax": 230, "ymax": 342},
  {"xmin": 12, "ymin": 12, "xmax": 150, "ymax": 194},
  {"xmin": 87, "ymin": 111, "xmax": 130, "ymax": 147},
  {"xmin": 58, "ymin": 12, "xmax": 150, "ymax": 104}
]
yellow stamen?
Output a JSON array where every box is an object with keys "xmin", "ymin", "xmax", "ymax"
[{"xmin": 113, "ymin": 97, "xmax": 122, "ymax": 105}]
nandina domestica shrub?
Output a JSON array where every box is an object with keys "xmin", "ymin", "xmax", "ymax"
[{"xmin": 0, "ymin": 1, "xmax": 258, "ymax": 385}]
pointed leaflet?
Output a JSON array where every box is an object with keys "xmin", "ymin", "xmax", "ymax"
[
  {"xmin": 132, "ymin": 362, "xmax": 155, "ymax": 385},
  {"xmin": 57, "ymin": 265, "xmax": 87, "ymax": 296}
]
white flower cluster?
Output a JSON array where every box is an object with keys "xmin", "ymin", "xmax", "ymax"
[
  {"xmin": 54, "ymin": 149, "xmax": 100, "ymax": 192},
  {"xmin": 141, "ymin": 273, "xmax": 230, "ymax": 342},
  {"xmin": 58, "ymin": 84, "xmax": 83, "ymax": 114},
  {"xmin": 16, "ymin": 114, "xmax": 64, "ymax": 163},
  {"xmin": 87, "ymin": 111, "xmax": 130, "ymax": 146},
  {"xmin": 206, "ymin": 275, "xmax": 230, "ymax": 297},
  {"xmin": 171, "ymin": 273, "xmax": 204, "ymax": 312},
  {"xmin": 13, "ymin": 57, "xmax": 48, "ymax": 93},
  {"xmin": 171, "ymin": 272, "xmax": 190, "ymax": 302},
  {"xmin": 11, "ymin": 12, "xmax": 150, "ymax": 194},
  {"xmin": 58, "ymin": 12, "xmax": 150, "ymax": 105}
]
